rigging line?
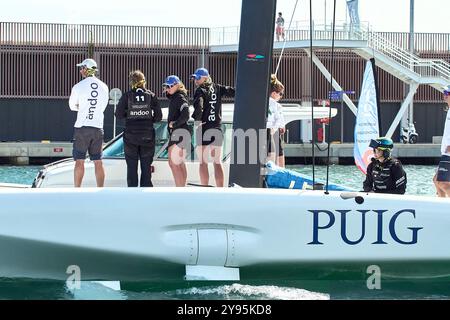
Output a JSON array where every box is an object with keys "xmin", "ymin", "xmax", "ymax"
[
  {"xmin": 324, "ymin": 0, "xmax": 337, "ymax": 195},
  {"xmin": 275, "ymin": 0, "xmax": 299, "ymax": 75},
  {"xmin": 309, "ymin": 0, "xmax": 315, "ymax": 187}
]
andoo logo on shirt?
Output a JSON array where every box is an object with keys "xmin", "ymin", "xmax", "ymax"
[
  {"xmin": 86, "ymin": 82, "xmax": 99, "ymax": 120},
  {"xmin": 208, "ymin": 85, "xmax": 217, "ymax": 122}
]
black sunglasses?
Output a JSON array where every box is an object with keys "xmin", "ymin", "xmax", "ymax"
[{"xmin": 163, "ymin": 83, "xmax": 176, "ymax": 89}]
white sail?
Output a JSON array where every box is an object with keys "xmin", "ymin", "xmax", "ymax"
[{"xmin": 354, "ymin": 60, "xmax": 379, "ymax": 174}]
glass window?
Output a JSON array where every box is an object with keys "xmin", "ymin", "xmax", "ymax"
[
  {"xmin": 104, "ymin": 122, "xmax": 234, "ymax": 161},
  {"xmin": 103, "ymin": 122, "xmax": 168, "ymax": 158},
  {"xmin": 222, "ymin": 123, "xmax": 233, "ymax": 160}
]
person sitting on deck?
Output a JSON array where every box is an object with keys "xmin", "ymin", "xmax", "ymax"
[{"xmin": 363, "ymin": 137, "xmax": 407, "ymax": 194}]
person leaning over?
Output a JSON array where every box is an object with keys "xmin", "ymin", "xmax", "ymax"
[
  {"xmin": 191, "ymin": 67, "xmax": 235, "ymax": 187},
  {"xmin": 163, "ymin": 75, "xmax": 191, "ymax": 187},
  {"xmin": 433, "ymin": 85, "xmax": 450, "ymax": 197},
  {"xmin": 363, "ymin": 137, "xmax": 407, "ymax": 194},
  {"xmin": 267, "ymin": 74, "xmax": 286, "ymax": 167},
  {"xmin": 115, "ymin": 70, "xmax": 162, "ymax": 187},
  {"xmin": 69, "ymin": 58, "xmax": 109, "ymax": 187}
]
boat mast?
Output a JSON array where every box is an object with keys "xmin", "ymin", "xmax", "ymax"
[{"xmin": 229, "ymin": 0, "xmax": 277, "ymax": 188}]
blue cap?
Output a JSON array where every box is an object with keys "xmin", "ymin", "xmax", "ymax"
[
  {"xmin": 443, "ymin": 85, "xmax": 450, "ymax": 95},
  {"xmin": 163, "ymin": 75, "xmax": 181, "ymax": 87},
  {"xmin": 191, "ymin": 68, "xmax": 209, "ymax": 80}
]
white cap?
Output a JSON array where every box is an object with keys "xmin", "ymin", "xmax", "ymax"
[{"xmin": 76, "ymin": 58, "xmax": 98, "ymax": 70}]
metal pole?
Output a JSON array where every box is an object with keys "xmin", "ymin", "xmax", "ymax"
[
  {"xmin": 341, "ymin": 96, "xmax": 344, "ymax": 143},
  {"xmin": 113, "ymin": 103, "xmax": 117, "ymax": 138},
  {"xmin": 201, "ymin": 48, "xmax": 205, "ymax": 67},
  {"xmin": 324, "ymin": 0, "xmax": 327, "ymax": 28},
  {"xmin": 409, "ymin": 0, "xmax": 415, "ymax": 124}
]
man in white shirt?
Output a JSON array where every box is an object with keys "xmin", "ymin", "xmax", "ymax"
[
  {"xmin": 433, "ymin": 85, "xmax": 450, "ymax": 197},
  {"xmin": 69, "ymin": 58, "xmax": 109, "ymax": 187}
]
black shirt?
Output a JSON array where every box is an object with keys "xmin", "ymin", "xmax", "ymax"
[
  {"xmin": 115, "ymin": 88, "xmax": 162, "ymax": 130},
  {"xmin": 192, "ymin": 83, "xmax": 235, "ymax": 129},
  {"xmin": 363, "ymin": 157, "xmax": 407, "ymax": 194},
  {"xmin": 167, "ymin": 90, "xmax": 190, "ymax": 130}
]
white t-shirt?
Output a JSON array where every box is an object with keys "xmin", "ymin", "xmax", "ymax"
[
  {"xmin": 442, "ymin": 109, "xmax": 450, "ymax": 156},
  {"xmin": 266, "ymin": 97, "xmax": 285, "ymax": 129},
  {"xmin": 69, "ymin": 77, "xmax": 109, "ymax": 129}
]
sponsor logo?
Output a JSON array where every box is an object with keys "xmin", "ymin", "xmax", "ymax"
[
  {"xmin": 208, "ymin": 85, "xmax": 217, "ymax": 122},
  {"xmin": 130, "ymin": 110, "xmax": 150, "ymax": 117},
  {"xmin": 307, "ymin": 209, "xmax": 423, "ymax": 245},
  {"xmin": 87, "ymin": 82, "xmax": 99, "ymax": 120},
  {"xmin": 246, "ymin": 54, "xmax": 265, "ymax": 62}
]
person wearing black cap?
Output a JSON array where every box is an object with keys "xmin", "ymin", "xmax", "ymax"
[
  {"xmin": 191, "ymin": 67, "xmax": 235, "ymax": 187},
  {"xmin": 363, "ymin": 137, "xmax": 407, "ymax": 194},
  {"xmin": 163, "ymin": 75, "xmax": 191, "ymax": 187},
  {"xmin": 433, "ymin": 85, "xmax": 450, "ymax": 197},
  {"xmin": 115, "ymin": 70, "xmax": 162, "ymax": 187}
]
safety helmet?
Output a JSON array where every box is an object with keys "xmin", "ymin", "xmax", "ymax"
[
  {"xmin": 76, "ymin": 58, "xmax": 98, "ymax": 71},
  {"xmin": 369, "ymin": 137, "xmax": 393, "ymax": 158}
]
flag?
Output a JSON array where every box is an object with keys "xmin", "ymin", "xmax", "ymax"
[
  {"xmin": 354, "ymin": 59, "xmax": 380, "ymax": 174},
  {"xmin": 347, "ymin": 0, "xmax": 360, "ymax": 26}
]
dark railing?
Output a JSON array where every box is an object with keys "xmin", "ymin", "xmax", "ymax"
[{"xmin": 1, "ymin": 22, "xmax": 449, "ymax": 102}]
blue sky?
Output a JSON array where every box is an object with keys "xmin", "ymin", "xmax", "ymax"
[{"xmin": 1, "ymin": 0, "xmax": 449, "ymax": 33}]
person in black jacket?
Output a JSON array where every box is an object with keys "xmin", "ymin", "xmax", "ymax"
[
  {"xmin": 163, "ymin": 75, "xmax": 191, "ymax": 187},
  {"xmin": 191, "ymin": 68, "xmax": 235, "ymax": 187},
  {"xmin": 363, "ymin": 137, "xmax": 407, "ymax": 194},
  {"xmin": 115, "ymin": 70, "xmax": 162, "ymax": 187}
]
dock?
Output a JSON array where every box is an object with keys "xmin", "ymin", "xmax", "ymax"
[
  {"xmin": 0, "ymin": 141, "xmax": 443, "ymax": 166},
  {"xmin": 285, "ymin": 142, "xmax": 442, "ymax": 164},
  {"xmin": 0, "ymin": 142, "xmax": 72, "ymax": 165}
]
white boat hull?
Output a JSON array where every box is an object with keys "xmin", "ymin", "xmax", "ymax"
[{"xmin": 1, "ymin": 188, "xmax": 450, "ymax": 281}]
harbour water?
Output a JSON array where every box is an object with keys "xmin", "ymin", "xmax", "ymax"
[{"xmin": 0, "ymin": 164, "xmax": 448, "ymax": 300}]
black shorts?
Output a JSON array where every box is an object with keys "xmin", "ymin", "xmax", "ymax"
[
  {"xmin": 168, "ymin": 127, "xmax": 192, "ymax": 149},
  {"xmin": 197, "ymin": 126, "xmax": 224, "ymax": 147},
  {"xmin": 72, "ymin": 127, "xmax": 104, "ymax": 160},
  {"xmin": 437, "ymin": 155, "xmax": 450, "ymax": 182},
  {"xmin": 267, "ymin": 129, "xmax": 284, "ymax": 157}
]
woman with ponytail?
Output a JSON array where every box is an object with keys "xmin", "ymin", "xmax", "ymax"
[
  {"xmin": 163, "ymin": 75, "xmax": 191, "ymax": 187},
  {"xmin": 191, "ymin": 67, "xmax": 235, "ymax": 187},
  {"xmin": 267, "ymin": 74, "xmax": 286, "ymax": 167},
  {"xmin": 115, "ymin": 70, "xmax": 162, "ymax": 187}
]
